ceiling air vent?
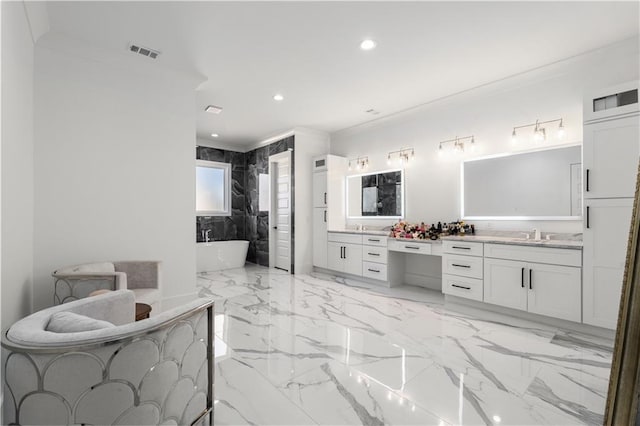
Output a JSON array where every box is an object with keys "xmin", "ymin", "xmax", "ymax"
[{"xmin": 129, "ymin": 44, "xmax": 160, "ymax": 59}]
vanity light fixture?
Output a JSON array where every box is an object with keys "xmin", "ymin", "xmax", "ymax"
[
  {"xmin": 437, "ymin": 135, "xmax": 475, "ymax": 155},
  {"xmin": 511, "ymin": 118, "xmax": 565, "ymax": 144},
  {"xmin": 348, "ymin": 156, "xmax": 369, "ymax": 171},
  {"xmin": 273, "ymin": 94, "xmax": 284, "ymax": 101},
  {"xmin": 211, "ymin": 133, "xmax": 219, "ymax": 138},
  {"xmin": 387, "ymin": 148, "xmax": 414, "ymax": 165}
]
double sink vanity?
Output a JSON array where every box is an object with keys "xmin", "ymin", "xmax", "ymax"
[
  {"xmin": 313, "ymin": 80, "xmax": 639, "ymax": 333},
  {"xmin": 327, "ymin": 229, "xmax": 584, "ymax": 326}
]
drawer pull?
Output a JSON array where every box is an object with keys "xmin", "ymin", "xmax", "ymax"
[
  {"xmin": 368, "ymin": 238, "xmax": 380, "ymax": 242},
  {"xmin": 521, "ymin": 267, "xmax": 525, "ymax": 288},
  {"xmin": 367, "ymin": 268, "xmax": 380, "ymax": 273},
  {"xmin": 452, "ymin": 246, "xmax": 471, "ymax": 250},
  {"xmin": 405, "ymin": 246, "xmax": 421, "ymax": 250},
  {"xmin": 367, "ymin": 252, "xmax": 380, "ymax": 256},
  {"xmin": 452, "ymin": 263, "xmax": 471, "ymax": 268},
  {"xmin": 529, "ymin": 269, "xmax": 533, "ymax": 290},
  {"xmin": 451, "ymin": 284, "xmax": 471, "ymax": 290}
]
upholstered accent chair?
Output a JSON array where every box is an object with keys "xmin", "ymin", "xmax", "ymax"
[
  {"xmin": 52, "ymin": 261, "xmax": 162, "ymax": 311},
  {"xmin": 2, "ymin": 290, "xmax": 213, "ymax": 426}
]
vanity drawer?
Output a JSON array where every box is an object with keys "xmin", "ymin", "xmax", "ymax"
[
  {"xmin": 442, "ymin": 274, "xmax": 483, "ymax": 302},
  {"xmin": 388, "ymin": 239, "xmax": 432, "ymax": 255},
  {"xmin": 443, "ymin": 240, "xmax": 483, "ymax": 257},
  {"xmin": 328, "ymin": 232, "xmax": 363, "ymax": 245},
  {"xmin": 443, "ymin": 254, "xmax": 483, "ymax": 279},
  {"xmin": 363, "ymin": 235, "xmax": 388, "ymax": 247},
  {"xmin": 362, "ymin": 261, "xmax": 388, "ymax": 281},
  {"xmin": 363, "ymin": 246, "xmax": 388, "ymax": 264},
  {"xmin": 484, "ymin": 243, "xmax": 581, "ymax": 267}
]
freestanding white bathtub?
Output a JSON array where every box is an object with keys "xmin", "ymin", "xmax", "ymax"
[{"xmin": 196, "ymin": 240, "xmax": 249, "ymax": 272}]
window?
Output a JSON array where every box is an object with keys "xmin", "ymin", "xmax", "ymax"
[{"xmin": 196, "ymin": 160, "xmax": 231, "ymax": 216}]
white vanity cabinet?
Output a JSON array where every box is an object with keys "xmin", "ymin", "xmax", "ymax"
[
  {"xmin": 583, "ymin": 114, "xmax": 639, "ymax": 199},
  {"xmin": 327, "ymin": 233, "xmax": 362, "ymax": 276},
  {"xmin": 312, "ymin": 155, "xmax": 347, "ymax": 268},
  {"xmin": 582, "ymin": 81, "xmax": 639, "ymax": 329},
  {"xmin": 442, "ymin": 241, "xmax": 484, "ymax": 302},
  {"xmin": 483, "ymin": 244, "xmax": 582, "ymax": 322},
  {"xmin": 583, "ymin": 198, "xmax": 634, "ymax": 329},
  {"xmin": 362, "ymin": 235, "xmax": 388, "ymax": 281}
]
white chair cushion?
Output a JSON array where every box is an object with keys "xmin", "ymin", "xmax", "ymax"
[{"xmin": 46, "ymin": 311, "xmax": 115, "ymax": 333}]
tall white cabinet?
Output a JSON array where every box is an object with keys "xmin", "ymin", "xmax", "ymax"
[
  {"xmin": 312, "ymin": 155, "xmax": 347, "ymax": 268},
  {"xmin": 582, "ymin": 81, "xmax": 639, "ymax": 329}
]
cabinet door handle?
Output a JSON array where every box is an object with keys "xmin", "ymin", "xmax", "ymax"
[
  {"xmin": 586, "ymin": 206, "xmax": 590, "ymax": 229},
  {"xmin": 405, "ymin": 246, "xmax": 420, "ymax": 250},
  {"xmin": 452, "ymin": 263, "xmax": 471, "ymax": 268},
  {"xmin": 452, "ymin": 284, "xmax": 471, "ymax": 290},
  {"xmin": 368, "ymin": 252, "xmax": 380, "ymax": 256},
  {"xmin": 367, "ymin": 268, "xmax": 380, "ymax": 273},
  {"xmin": 529, "ymin": 269, "xmax": 533, "ymax": 290},
  {"xmin": 368, "ymin": 238, "xmax": 380, "ymax": 242},
  {"xmin": 324, "ymin": 192, "xmax": 327, "ymax": 204},
  {"xmin": 452, "ymin": 246, "xmax": 471, "ymax": 250},
  {"xmin": 521, "ymin": 267, "xmax": 525, "ymax": 288},
  {"xmin": 586, "ymin": 169, "xmax": 590, "ymax": 192},
  {"xmin": 324, "ymin": 210, "xmax": 327, "ymax": 223},
  {"xmin": 341, "ymin": 246, "xmax": 345, "ymax": 259}
]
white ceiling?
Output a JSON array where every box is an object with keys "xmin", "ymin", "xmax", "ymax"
[{"xmin": 45, "ymin": 1, "xmax": 639, "ymax": 148}]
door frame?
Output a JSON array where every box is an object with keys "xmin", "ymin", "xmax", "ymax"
[{"xmin": 268, "ymin": 150, "xmax": 293, "ymax": 273}]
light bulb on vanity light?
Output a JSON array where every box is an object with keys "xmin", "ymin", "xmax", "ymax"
[
  {"xmin": 469, "ymin": 136, "xmax": 476, "ymax": 152},
  {"xmin": 557, "ymin": 119, "xmax": 566, "ymax": 140},
  {"xmin": 387, "ymin": 153, "xmax": 392, "ymax": 165}
]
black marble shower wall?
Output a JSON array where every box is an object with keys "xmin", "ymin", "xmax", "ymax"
[
  {"xmin": 196, "ymin": 146, "xmax": 246, "ymax": 242},
  {"xmin": 245, "ymin": 136, "xmax": 295, "ymax": 268},
  {"xmin": 196, "ymin": 136, "xmax": 295, "ymax": 269}
]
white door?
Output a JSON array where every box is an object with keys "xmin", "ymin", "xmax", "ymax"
[
  {"xmin": 327, "ymin": 242, "xmax": 344, "ymax": 272},
  {"xmin": 583, "ymin": 198, "xmax": 633, "ymax": 329},
  {"xmin": 583, "ymin": 115, "xmax": 639, "ymax": 199},
  {"xmin": 483, "ymin": 258, "xmax": 528, "ymax": 311},
  {"xmin": 527, "ymin": 263, "xmax": 582, "ymax": 322},
  {"xmin": 273, "ymin": 156, "xmax": 291, "ymax": 271},
  {"xmin": 313, "ymin": 172, "xmax": 327, "ymax": 207},
  {"xmin": 342, "ymin": 243, "xmax": 363, "ymax": 276},
  {"xmin": 313, "ymin": 208, "xmax": 328, "ymax": 268}
]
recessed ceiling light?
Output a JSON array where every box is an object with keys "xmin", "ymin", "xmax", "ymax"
[
  {"xmin": 205, "ymin": 105, "xmax": 223, "ymax": 114},
  {"xmin": 211, "ymin": 133, "xmax": 219, "ymax": 138},
  {"xmin": 273, "ymin": 94, "xmax": 284, "ymax": 101},
  {"xmin": 360, "ymin": 39, "xmax": 377, "ymax": 51}
]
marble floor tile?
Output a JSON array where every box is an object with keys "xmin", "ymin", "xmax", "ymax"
[{"xmin": 197, "ymin": 264, "xmax": 614, "ymax": 426}]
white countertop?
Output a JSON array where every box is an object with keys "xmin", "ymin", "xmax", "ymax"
[
  {"xmin": 441, "ymin": 235, "xmax": 583, "ymax": 250},
  {"xmin": 327, "ymin": 230, "xmax": 582, "ymax": 249}
]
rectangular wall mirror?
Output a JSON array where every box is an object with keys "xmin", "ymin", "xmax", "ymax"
[
  {"xmin": 462, "ymin": 144, "xmax": 582, "ymax": 220},
  {"xmin": 347, "ymin": 169, "xmax": 404, "ymax": 219}
]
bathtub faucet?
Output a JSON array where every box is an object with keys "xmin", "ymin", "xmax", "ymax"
[{"xmin": 201, "ymin": 229, "xmax": 212, "ymax": 243}]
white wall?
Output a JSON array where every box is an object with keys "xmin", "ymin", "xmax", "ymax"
[
  {"xmin": 331, "ymin": 38, "xmax": 640, "ymax": 234},
  {"xmin": 1, "ymin": 1, "xmax": 35, "ymax": 327},
  {"xmin": 32, "ymin": 35, "xmax": 201, "ymax": 311},
  {"xmin": 294, "ymin": 128, "xmax": 330, "ymax": 273}
]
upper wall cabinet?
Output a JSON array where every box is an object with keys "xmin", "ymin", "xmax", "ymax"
[{"xmin": 462, "ymin": 145, "xmax": 582, "ymax": 220}]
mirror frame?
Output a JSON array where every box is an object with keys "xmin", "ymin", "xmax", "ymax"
[
  {"xmin": 461, "ymin": 143, "xmax": 583, "ymax": 221},
  {"xmin": 346, "ymin": 168, "xmax": 405, "ymax": 220},
  {"xmin": 605, "ymin": 163, "xmax": 640, "ymax": 425}
]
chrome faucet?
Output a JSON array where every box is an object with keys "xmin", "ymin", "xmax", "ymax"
[
  {"xmin": 532, "ymin": 228, "xmax": 541, "ymax": 241},
  {"xmin": 202, "ymin": 229, "xmax": 212, "ymax": 243}
]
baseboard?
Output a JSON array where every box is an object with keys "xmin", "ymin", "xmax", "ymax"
[{"xmin": 445, "ymin": 294, "xmax": 615, "ymax": 340}]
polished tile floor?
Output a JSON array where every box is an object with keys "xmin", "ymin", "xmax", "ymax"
[{"xmin": 197, "ymin": 264, "xmax": 613, "ymax": 426}]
